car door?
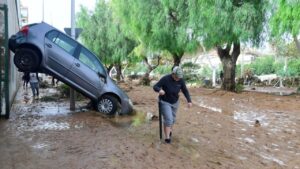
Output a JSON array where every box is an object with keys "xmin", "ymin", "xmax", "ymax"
[
  {"xmin": 67, "ymin": 46, "xmax": 106, "ymax": 98},
  {"xmin": 44, "ymin": 30, "xmax": 78, "ymax": 76}
]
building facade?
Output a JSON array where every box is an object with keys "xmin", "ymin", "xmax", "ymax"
[{"xmin": 0, "ymin": 0, "xmax": 20, "ymax": 118}]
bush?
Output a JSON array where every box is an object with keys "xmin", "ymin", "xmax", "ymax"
[
  {"xmin": 57, "ymin": 84, "xmax": 70, "ymax": 97},
  {"xmin": 153, "ymin": 65, "xmax": 172, "ymax": 75},
  {"xmin": 250, "ymin": 56, "xmax": 276, "ymax": 75},
  {"xmin": 235, "ymin": 83, "xmax": 244, "ymax": 93}
]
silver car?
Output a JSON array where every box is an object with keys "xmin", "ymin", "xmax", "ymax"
[{"xmin": 9, "ymin": 22, "xmax": 133, "ymax": 115}]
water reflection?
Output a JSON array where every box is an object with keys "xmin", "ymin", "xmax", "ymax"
[{"xmin": 33, "ymin": 121, "xmax": 70, "ymax": 131}]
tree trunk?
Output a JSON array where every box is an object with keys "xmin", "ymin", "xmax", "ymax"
[
  {"xmin": 173, "ymin": 53, "xmax": 183, "ymax": 67},
  {"xmin": 115, "ymin": 64, "xmax": 123, "ymax": 82},
  {"xmin": 141, "ymin": 55, "xmax": 161, "ymax": 85},
  {"xmin": 217, "ymin": 42, "xmax": 240, "ymax": 92},
  {"xmin": 293, "ymin": 35, "xmax": 300, "ymax": 54}
]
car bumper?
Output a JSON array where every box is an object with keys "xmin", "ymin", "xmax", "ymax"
[
  {"xmin": 120, "ymin": 98, "xmax": 134, "ymax": 115},
  {"xmin": 9, "ymin": 33, "xmax": 26, "ymax": 53},
  {"xmin": 8, "ymin": 35, "xmax": 18, "ymax": 53}
]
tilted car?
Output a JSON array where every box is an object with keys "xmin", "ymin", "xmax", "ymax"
[{"xmin": 9, "ymin": 22, "xmax": 133, "ymax": 115}]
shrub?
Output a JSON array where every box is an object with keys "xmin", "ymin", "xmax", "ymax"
[
  {"xmin": 235, "ymin": 83, "xmax": 244, "ymax": 93},
  {"xmin": 250, "ymin": 56, "xmax": 276, "ymax": 75},
  {"xmin": 57, "ymin": 84, "xmax": 70, "ymax": 97}
]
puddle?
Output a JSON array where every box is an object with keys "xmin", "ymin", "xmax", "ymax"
[
  {"xmin": 195, "ymin": 98, "xmax": 222, "ymax": 113},
  {"xmin": 38, "ymin": 106, "xmax": 71, "ymax": 116},
  {"xmin": 233, "ymin": 111, "xmax": 268, "ymax": 126},
  {"xmin": 33, "ymin": 121, "xmax": 70, "ymax": 131},
  {"xmin": 233, "ymin": 111, "xmax": 298, "ymax": 134},
  {"xmin": 259, "ymin": 153, "xmax": 286, "ymax": 166},
  {"xmin": 32, "ymin": 143, "xmax": 48, "ymax": 149}
]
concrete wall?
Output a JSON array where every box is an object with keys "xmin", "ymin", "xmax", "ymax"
[{"xmin": 0, "ymin": 0, "xmax": 20, "ymax": 115}]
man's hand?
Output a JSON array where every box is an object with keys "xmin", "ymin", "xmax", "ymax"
[
  {"xmin": 187, "ymin": 102, "xmax": 192, "ymax": 108},
  {"xmin": 159, "ymin": 89, "xmax": 165, "ymax": 96}
]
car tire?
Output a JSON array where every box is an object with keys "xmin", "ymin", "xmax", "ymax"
[
  {"xmin": 97, "ymin": 95, "xmax": 120, "ymax": 115},
  {"xmin": 14, "ymin": 48, "xmax": 40, "ymax": 72}
]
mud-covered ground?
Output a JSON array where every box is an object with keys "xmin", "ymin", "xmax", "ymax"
[{"xmin": 0, "ymin": 79, "xmax": 299, "ymax": 169}]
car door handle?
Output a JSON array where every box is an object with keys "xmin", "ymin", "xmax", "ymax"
[
  {"xmin": 46, "ymin": 43, "xmax": 52, "ymax": 48},
  {"xmin": 75, "ymin": 63, "xmax": 80, "ymax": 67}
]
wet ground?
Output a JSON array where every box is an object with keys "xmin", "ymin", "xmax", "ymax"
[{"xmin": 0, "ymin": 82, "xmax": 299, "ymax": 169}]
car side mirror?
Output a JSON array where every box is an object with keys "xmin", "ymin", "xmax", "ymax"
[{"xmin": 98, "ymin": 72, "xmax": 107, "ymax": 83}]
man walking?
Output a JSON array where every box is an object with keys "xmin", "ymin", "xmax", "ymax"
[{"xmin": 153, "ymin": 66, "xmax": 192, "ymax": 144}]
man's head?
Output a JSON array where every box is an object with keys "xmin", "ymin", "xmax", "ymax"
[{"xmin": 172, "ymin": 66, "xmax": 183, "ymax": 80}]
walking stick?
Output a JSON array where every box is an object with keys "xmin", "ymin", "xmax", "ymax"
[{"xmin": 158, "ymin": 98, "xmax": 162, "ymax": 140}]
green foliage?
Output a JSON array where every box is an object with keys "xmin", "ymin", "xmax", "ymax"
[
  {"xmin": 288, "ymin": 58, "xmax": 300, "ymax": 76},
  {"xmin": 249, "ymin": 56, "xmax": 276, "ymax": 75},
  {"xmin": 238, "ymin": 56, "xmax": 300, "ymax": 77},
  {"xmin": 152, "ymin": 65, "xmax": 173, "ymax": 75},
  {"xmin": 56, "ymin": 84, "xmax": 86, "ymax": 100},
  {"xmin": 124, "ymin": 62, "xmax": 148, "ymax": 75},
  {"xmin": 181, "ymin": 62, "xmax": 201, "ymax": 83},
  {"xmin": 188, "ymin": 0, "xmax": 267, "ymax": 48},
  {"xmin": 270, "ymin": 0, "xmax": 300, "ymax": 37},
  {"xmin": 271, "ymin": 38, "xmax": 300, "ymax": 57},
  {"xmin": 77, "ymin": 1, "xmax": 136, "ymax": 68},
  {"xmin": 199, "ymin": 65, "xmax": 213, "ymax": 79},
  {"xmin": 235, "ymin": 83, "xmax": 244, "ymax": 93},
  {"xmin": 111, "ymin": 0, "xmax": 199, "ymax": 64},
  {"xmin": 57, "ymin": 84, "xmax": 70, "ymax": 98}
]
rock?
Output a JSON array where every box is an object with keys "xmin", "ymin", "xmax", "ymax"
[{"xmin": 254, "ymin": 120, "xmax": 261, "ymax": 127}]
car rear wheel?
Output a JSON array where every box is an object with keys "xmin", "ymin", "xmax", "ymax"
[
  {"xmin": 97, "ymin": 95, "xmax": 120, "ymax": 115},
  {"xmin": 14, "ymin": 48, "xmax": 40, "ymax": 72}
]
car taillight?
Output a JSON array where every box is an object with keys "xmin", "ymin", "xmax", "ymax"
[{"xmin": 20, "ymin": 25, "xmax": 29, "ymax": 36}]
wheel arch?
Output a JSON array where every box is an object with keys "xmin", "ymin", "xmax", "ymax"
[
  {"xmin": 17, "ymin": 43, "xmax": 43, "ymax": 64},
  {"xmin": 100, "ymin": 92, "xmax": 121, "ymax": 104}
]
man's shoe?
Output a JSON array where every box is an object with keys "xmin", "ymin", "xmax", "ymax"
[{"xmin": 165, "ymin": 138, "xmax": 171, "ymax": 144}]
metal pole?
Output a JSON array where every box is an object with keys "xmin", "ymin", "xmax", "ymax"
[
  {"xmin": 4, "ymin": 5, "xmax": 9, "ymax": 118},
  {"xmin": 69, "ymin": 0, "xmax": 76, "ymax": 111},
  {"xmin": 158, "ymin": 98, "xmax": 162, "ymax": 140},
  {"xmin": 0, "ymin": 5, "xmax": 4, "ymax": 117},
  {"xmin": 42, "ymin": 0, "xmax": 44, "ymax": 21}
]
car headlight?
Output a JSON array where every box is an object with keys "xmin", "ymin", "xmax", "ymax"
[{"xmin": 128, "ymin": 99, "xmax": 133, "ymax": 107}]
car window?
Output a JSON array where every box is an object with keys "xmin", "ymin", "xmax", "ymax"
[
  {"xmin": 46, "ymin": 30, "xmax": 59, "ymax": 42},
  {"xmin": 47, "ymin": 31, "xmax": 77, "ymax": 55},
  {"xmin": 78, "ymin": 47, "xmax": 106, "ymax": 74}
]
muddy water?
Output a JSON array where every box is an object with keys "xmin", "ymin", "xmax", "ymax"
[
  {"xmin": 192, "ymin": 92, "xmax": 300, "ymax": 168},
  {"xmin": 0, "ymin": 85, "xmax": 299, "ymax": 169}
]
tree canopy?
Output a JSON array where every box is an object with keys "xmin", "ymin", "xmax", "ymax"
[
  {"xmin": 270, "ymin": 0, "xmax": 300, "ymax": 53},
  {"xmin": 111, "ymin": 0, "xmax": 199, "ymax": 65},
  {"xmin": 188, "ymin": 0, "xmax": 266, "ymax": 48},
  {"xmin": 77, "ymin": 0, "xmax": 136, "ymax": 80}
]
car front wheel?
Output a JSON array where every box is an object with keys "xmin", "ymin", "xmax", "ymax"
[
  {"xmin": 14, "ymin": 48, "xmax": 40, "ymax": 72},
  {"xmin": 97, "ymin": 95, "xmax": 120, "ymax": 115}
]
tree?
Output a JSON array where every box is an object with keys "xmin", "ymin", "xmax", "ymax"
[
  {"xmin": 111, "ymin": 0, "xmax": 198, "ymax": 67},
  {"xmin": 77, "ymin": 1, "xmax": 136, "ymax": 81},
  {"xmin": 270, "ymin": 0, "xmax": 300, "ymax": 54},
  {"xmin": 132, "ymin": 44, "xmax": 162, "ymax": 85},
  {"xmin": 188, "ymin": 0, "xmax": 267, "ymax": 91}
]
